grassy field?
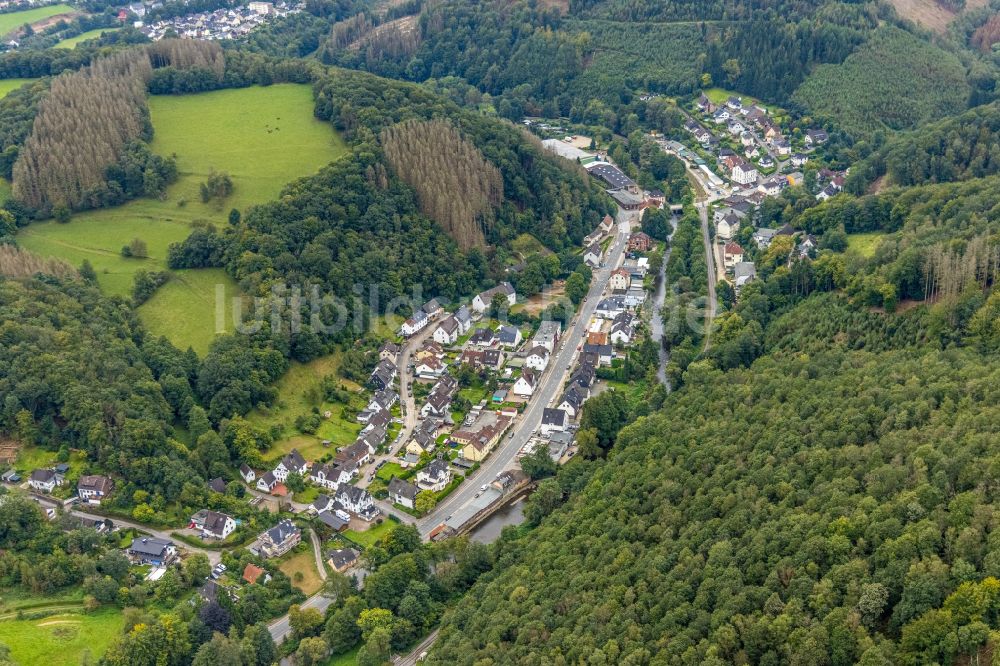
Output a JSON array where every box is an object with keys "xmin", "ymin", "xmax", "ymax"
[
  {"xmin": 0, "ymin": 4, "xmax": 74, "ymax": 36},
  {"xmin": 0, "ymin": 178, "xmax": 9, "ymax": 203},
  {"xmin": 846, "ymin": 232, "xmax": 885, "ymax": 258},
  {"xmin": 344, "ymin": 518, "xmax": 395, "ymax": 549},
  {"xmin": 55, "ymin": 27, "xmax": 118, "ymax": 48},
  {"xmin": 325, "ymin": 646, "xmax": 361, "ymax": 666},
  {"xmin": 0, "ymin": 608, "xmax": 123, "ymax": 665},
  {"xmin": 249, "ymin": 352, "xmax": 366, "ymax": 463},
  {"xmin": 0, "ymin": 78, "xmax": 34, "ymax": 99},
  {"xmin": 18, "ymin": 84, "xmax": 346, "ymax": 353},
  {"xmin": 703, "ymin": 87, "xmax": 784, "ymax": 116},
  {"xmin": 138, "ymin": 268, "xmax": 240, "ymax": 355},
  {"xmin": 279, "ymin": 547, "xmax": 325, "ymax": 595}
]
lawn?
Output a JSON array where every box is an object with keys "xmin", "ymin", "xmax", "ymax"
[
  {"xmin": 344, "ymin": 518, "xmax": 396, "ymax": 549},
  {"xmin": 846, "ymin": 232, "xmax": 884, "ymax": 258},
  {"xmin": 18, "ymin": 83, "xmax": 347, "ymax": 353},
  {"xmin": 0, "ymin": 78, "xmax": 33, "ymax": 99},
  {"xmin": 376, "ymin": 462, "xmax": 408, "ymax": 482},
  {"xmin": 324, "ymin": 646, "xmax": 361, "ymax": 666},
  {"xmin": 703, "ymin": 87, "xmax": 784, "ymax": 116},
  {"xmin": 137, "ymin": 268, "xmax": 240, "ymax": 355},
  {"xmin": 55, "ymin": 27, "xmax": 118, "ymax": 48},
  {"xmin": 0, "ymin": 608, "xmax": 123, "ymax": 666},
  {"xmin": 278, "ymin": 546, "xmax": 325, "ymax": 595},
  {"xmin": 13, "ymin": 445, "xmax": 87, "ymax": 476},
  {"xmin": 248, "ymin": 352, "xmax": 366, "ymax": 463},
  {"xmin": 0, "ymin": 4, "xmax": 74, "ymax": 36}
]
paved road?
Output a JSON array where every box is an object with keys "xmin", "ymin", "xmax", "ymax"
[
  {"xmin": 415, "ymin": 209, "xmax": 636, "ymax": 537},
  {"xmin": 268, "ymin": 587, "xmax": 337, "ymax": 642},
  {"xmin": 308, "ymin": 528, "xmax": 328, "ymax": 582},
  {"xmin": 33, "ymin": 497, "xmax": 223, "ymax": 565}
]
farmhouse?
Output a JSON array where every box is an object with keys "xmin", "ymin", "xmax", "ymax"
[
  {"xmin": 77, "ymin": 475, "xmax": 113, "ymax": 505},
  {"xmin": 388, "ymin": 478, "xmax": 418, "ymax": 509},
  {"xmin": 260, "ymin": 519, "xmax": 301, "ymax": 558},
  {"xmin": 472, "ymin": 282, "xmax": 516, "ymax": 313}
]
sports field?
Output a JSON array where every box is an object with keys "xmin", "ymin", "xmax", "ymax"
[{"xmin": 18, "ymin": 83, "xmax": 347, "ymax": 353}]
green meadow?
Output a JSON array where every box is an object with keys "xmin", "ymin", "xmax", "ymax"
[
  {"xmin": 18, "ymin": 83, "xmax": 347, "ymax": 354},
  {"xmin": 0, "ymin": 4, "xmax": 73, "ymax": 36},
  {"xmin": 0, "ymin": 78, "xmax": 34, "ymax": 98},
  {"xmin": 0, "ymin": 178, "xmax": 10, "ymax": 203},
  {"xmin": 0, "ymin": 608, "xmax": 123, "ymax": 665},
  {"xmin": 55, "ymin": 26, "xmax": 119, "ymax": 48},
  {"xmin": 846, "ymin": 231, "xmax": 885, "ymax": 258}
]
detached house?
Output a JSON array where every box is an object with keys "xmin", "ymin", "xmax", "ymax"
[
  {"xmin": 128, "ymin": 537, "xmax": 176, "ymax": 566},
  {"xmin": 336, "ymin": 485, "xmax": 379, "ymax": 521},
  {"xmin": 201, "ymin": 510, "xmax": 236, "ymax": 540},
  {"xmin": 257, "ymin": 471, "xmax": 278, "ymax": 493},
  {"xmin": 378, "ymin": 341, "xmax": 401, "ymax": 364},
  {"xmin": 724, "ymin": 242, "xmax": 745, "ymax": 269},
  {"xmin": 239, "ymin": 463, "xmax": 256, "ymax": 484},
  {"xmin": 400, "ymin": 309, "xmax": 429, "ymax": 337},
  {"xmin": 468, "ymin": 328, "xmax": 497, "ymax": 347},
  {"xmin": 415, "ymin": 356, "xmax": 446, "ymax": 379},
  {"xmin": 541, "ymin": 408, "xmax": 568, "ymax": 436},
  {"xmin": 610, "ymin": 312, "xmax": 637, "ymax": 346},
  {"xmin": 454, "ymin": 305, "xmax": 472, "ymax": 334},
  {"xmin": 558, "ymin": 385, "xmax": 588, "ymax": 419},
  {"xmin": 716, "ymin": 211, "xmax": 741, "ymax": 240},
  {"xmin": 524, "ymin": 345, "xmax": 550, "ymax": 371},
  {"xmin": 804, "ymin": 129, "xmax": 828, "ymax": 147},
  {"xmin": 29, "ymin": 469, "xmax": 63, "ymax": 494},
  {"xmin": 77, "ymin": 475, "xmax": 113, "ymax": 505},
  {"xmin": 472, "ymin": 282, "xmax": 516, "ymax": 313},
  {"xmin": 417, "ymin": 458, "xmax": 451, "ymax": 492},
  {"xmin": 388, "ymin": 478, "xmax": 418, "ymax": 509},
  {"xmin": 609, "ymin": 268, "xmax": 631, "ymax": 291},
  {"xmin": 532, "ymin": 320, "xmax": 561, "ymax": 352},
  {"xmin": 369, "ymin": 359, "xmax": 397, "ymax": 391},
  {"xmin": 512, "ymin": 369, "xmax": 538, "ymax": 397},
  {"xmin": 583, "ymin": 243, "xmax": 602, "ymax": 268},
  {"xmin": 260, "ymin": 519, "xmax": 301, "ymax": 558},
  {"xmin": 273, "ymin": 449, "xmax": 308, "ymax": 483},
  {"xmin": 497, "ymin": 325, "xmax": 523, "ymax": 349},
  {"xmin": 433, "ymin": 316, "xmax": 460, "ymax": 345}
]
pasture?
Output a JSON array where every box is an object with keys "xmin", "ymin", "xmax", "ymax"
[
  {"xmin": 0, "ymin": 4, "xmax": 74, "ymax": 36},
  {"xmin": 0, "ymin": 78, "xmax": 33, "ymax": 99},
  {"xmin": 846, "ymin": 231, "xmax": 885, "ymax": 258},
  {"xmin": 55, "ymin": 27, "xmax": 119, "ymax": 48},
  {"xmin": 0, "ymin": 608, "xmax": 123, "ymax": 666},
  {"xmin": 17, "ymin": 83, "xmax": 347, "ymax": 353}
]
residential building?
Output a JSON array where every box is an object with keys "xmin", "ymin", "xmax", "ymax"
[
  {"xmin": 582, "ymin": 343, "xmax": 613, "ymax": 366},
  {"xmin": 422, "ymin": 298, "xmax": 444, "ymax": 319},
  {"xmin": 454, "ymin": 305, "xmax": 472, "ymax": 334},
  {"xmin": 369, "ymin": 359, "xmax": 397, "ymax": 391},
  {"xmin": 260, "ymin": 519, "xmax": 301, "ymax": 557},
  {"xmin": 239, "ymin": 463, "xmax": 256, "ymax": 484},
  {"xmin": 433, "ymin": 316, "xmax": 460, "ymax": 345},
  {"xmin": 388, "ymin": 478, "xmax": 418, "ymax": 509},
  {"xmin": 583, "ymin": 243, "xmax": 602, "ymax": 268},
  {"xmin": 468, "ymin": 328, "xmax": 497, "ymax": 347},
  {"xmin": 541, "ymin": 408, "xmax": 568, "ymax": 436},
  {"xmin": 201, "ymin": 510, "xmax": 236, "ymax": 539},
  {"xmin": 378, "ymin": 341, "xmax": 401, "ymax": 364},
  {"xmin": 257, "ymin": 471, "xmax": 278, "ymax": 493},
  {"xmin": 335, "ymin": 485, "xmax": 379, "ymax": 521},
  {"xmin": 724, "ymin": 242, "xmax": 745, "ymax": 269},
  {"xmin": 512, "ymin": 369, "xmax": 538, "ymax": 397},
  {"xmin": 628, "ymin": 231, "xmax": 653, "ymax": 252},
  {"xmin": 753, "ymin": 227, "xmax": 777, "ymax": 249},
  {"xmin": 595, "ymin": 296, "xmax": 626, "ymax": 318},
  {"xmin": 415, "ymin": 356, "xmax": 446, "ymax": 379},
  {"xmin": 532, "ymin": 320, "xmax": 561, "ymax": 352},
  {"xmin": 273, "ymin": 449, "xmax": 308, "ymax": 483},
  {"xmin": 609, "ymin": 268, "xmax": 631, "ymax": 291},
  {"xmin": 472, "ymin": 282, "xmax": 516, "ymax": 313},
  {"xmin": 406, "ymin": 419, "xmax": 439, "ymax": 456},
  {"xmin": 791, "ymin": 153, "xmax": 808, "ymax": 167},
  {"xmin": 804, "ymin": 129, "xmax": 828, "ymax": 147},
  {"xmin": 416, "ymin": 458, "xmax": 451, "ymax": 492},
  {"xmin": 734, "ymin": 261, "xmax": 757, "ymax": 289},
  {"xmin": 716, "ymin": 211, "xmax": 741, "ymax": 240},
  {"xmin": 557, "ymin": 386, "xmax": 588, "ymax": 419},
  {"xmin": 524, "ymin": 345, "xmax": 550, "ymax": 371},
  {"xmin": 400, "ymin": 309, "xmax": 429, "ymax": 337},
  {"xmin": 128, "ymin": 537, "xmax": 176, "ymax": 566},
  {"xmin": 497, "ymin": 325, "xmax": 523, "ymax": 349},
  {"xmin": 317, "ymin": 509, "xmax": 350, "ymax": 532},
  {"xmin": 327, "ymin": 548, "xmax": 359, "ymax": 573},
  {"xmin": 243, "ymin": 563, "xmax": 268, "ymax": 585},
  {"xmin": 77, "ymin": 475, "xmax": 113, "ymax": 505},
  {"xmin": 312, "ymin": 493, "xmax": 334, "ymax": 514},
  {"xmin": 731, "ymin": 159, "xmax": 758, "ymax": 185},
  {"xmin": 28, "ymin": 468, "xmax": 62, "ymax": 493},
  {"xmin": 311, "ymin": 462, "xmax": 353, "ymax": 490},
  {"xmin": 610, "ymin": 312, "xmax": 637, "ymax": 346}
]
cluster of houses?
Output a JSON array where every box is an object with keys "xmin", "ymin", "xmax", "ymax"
[
  {"xmin": 131, "ymin": 1, "xmax": 300, "ymax": 42},
  {"xmin": 386, "ymin": 458, "xmax": 452, "ymax": 510},
  {"xmin": 22, "ymin": 463, "xmax": 116, "ymax": 507},
  {"xmin": 684, "ymin": 93, "xmax": 829, "ymax": 188}
]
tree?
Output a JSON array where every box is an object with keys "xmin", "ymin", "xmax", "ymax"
[
  {"xmin": 79, "ymin": 259, "xmax": 97, "ymax": 283},
  {"xmin": 294, "ymin": 637, "xmax": 328, "ymax": 666},
  {"xmin": 491, "ymin": 292, "xmax": 510, "ymax": 320},
  {"xmin": 285, "ymin": 471, "xmax": 306, "ymax": 493},
  {"xmin": 579, "ymin": 391, "xmax": 630, "ymax": 451},
  {"xmin": 289, "ymin": 604, "xmax": 324, "ymax": 639},
  {"xmin": 357, "ymin": 626, "xmax": 391, "ymax": 666},
  {"xmin": 128, "ymin": 238, "xmax": 149, "ymax": 258},
  {"xmin": 524, "ymin": 478, "xmax": 563, "ymax": 526},
  {"xmin": 192, "ymin": 633, "xmax": 242, "ymax": 666},
  {"xmin": 241, "ymin": 623, "xmax": 277, "ymax": 666},
  {"xmin": 183, "ymin": 554, "xmax": 212, "ymax": 586},
  {"xmin": 415, "ymin": 490, "xmax": 437, "ymax": 514},
  {"xmin": 521, "ymin": 444, "xmax": 556, "ymax": 480},
  {"xmin": 324, "ymin": 596, "xmax": 366, "ymax": 654},
  {"xmin": 383, "ymin": 524, "xmax": 421, "ymax": 557},
  {"xmin": 565, "ymin": 271, "xmax": 588, "ymax": 305}
]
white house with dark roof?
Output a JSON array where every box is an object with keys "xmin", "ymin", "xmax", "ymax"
[
  {"xmin": 336, "ymin": 485, "xmax": 379, "ymax": 521},
  {"xmin": 524, "ymin": 345, "xmax": 550, "ymax": 371},
  {"xmin": 400, "ymin": 309, "xmax": 429, "ymax": 337},
  {"xmin": 29, "ymin": 469, "xmax": 63, "ymax": 494},
  {"xmin": 583, "ymin": 243, "xmax": 602, "ymax": 268},
  {"xmin": 127, "ymin": 537, "xmax": 176, "ymax": 566},
  {"xmin": 511, "ymin": 369, "xmax": 538, "ymax": 397},
  {"xmin": 77, "ymin": 475, "xmax": 113, "ymax": 504},
  {"xmin": 433, "ymin": 316, "xmax": 460, "ymax": 345},
  {"xmin": 417, "ymin": 458, "xmax": 451, "ymax": 492},
  {"xmin": 388, "ymin": 478, "xmax": 418, "ymax": 509},
  {"xmin": 454, "ymin": 305, "xmax": 472, "ymax": 334},
  {"xmin": 257, "ymin": 471, "xmax": 278, "ymax": 493},
  {"xmin": 273, "ymin": 449, "xmax": 308, "ymax": 483},
  {"xmin": 541, "ymin": 408, "xmax": 568, "ymax": 436},
  {"xmin": 259, "ymin": 519, "xmax": 300, "ymax": 558},
  {"xmin": 497, "ymin": 325, "xmax": 522, "ymax": 349},
  {"xmin": 239, "ymin": 463, "xmax": 256, "ymax": 484},
  {"xmin": 472, "ymin": 282, "xmax": 516, "ymax": 313},
  {"xmin": 201, "ymin": 510, "xmax": 235, "ymax": 540}
]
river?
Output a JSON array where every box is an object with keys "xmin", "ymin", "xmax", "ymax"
[
  {"xmin": 468, "ymin": 498, "xmax": 526, "ymax": 543},
  {"xmin": 649, "ymin": 214, "xmax": 679, "ymax": 388}
]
